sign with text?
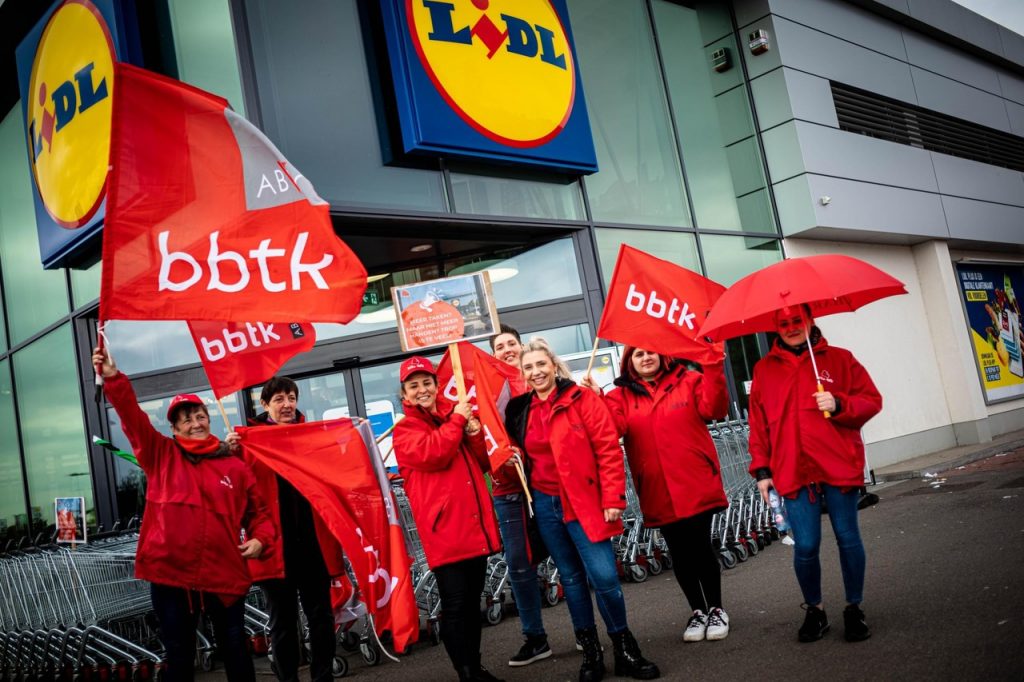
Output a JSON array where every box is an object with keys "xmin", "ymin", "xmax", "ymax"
[
  {"xmin": 956, "ymin": 263, "xmax": 1024, "ymax": 403},
  {"xmin": 392, "ymin": 272, "xmax": 499, "ymax": 352}
]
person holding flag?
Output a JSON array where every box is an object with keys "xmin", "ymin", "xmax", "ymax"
[
  {"xmin": 505, "ymin": 339, "xmax": 660, "ymax": 682},
  {"xmin": 748, "ymin": 305, "xmax": 882, "ymax": 643},
  {"xmin": 92, "ymin": 347, "xmax": 274, "ymax": 682},
  {"xmin": 583, "ymin": 345, "xmax": 731, "ymax": 643},
  {"xmin": 245, "ymin": 376, "xmax": 345, "ymax": 682},
  {"xmin": 391, "ymin": 357, "xmax": 503, "ymax": 682}
]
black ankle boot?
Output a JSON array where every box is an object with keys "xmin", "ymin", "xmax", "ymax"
[
  {"xmin": 609, "ymin": 629, "xmax": 660, "ymax": 680},
  {"xmin": 575, "ymin": 626, "xmax": 604, "ymax": 682}
]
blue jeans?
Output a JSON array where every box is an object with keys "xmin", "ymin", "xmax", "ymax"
[
  {"xmin": 531, "ymin": 490, "xmax": 628, "ymax": 634},
  {"xmin": 785, "ymin": 484, "xmax": 866, "ymax": 606},
  {"xmin": 494, "ymin": 493, "xmax": 546, "ymax": 637}
]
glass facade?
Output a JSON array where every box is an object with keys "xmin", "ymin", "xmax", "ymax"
[{"xmin": 0, "ymin": 0, "xmax": 784, "ymax": 536}]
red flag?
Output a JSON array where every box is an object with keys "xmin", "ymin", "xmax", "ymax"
[
  {"xmin": 238, "ymin": 419, "xmax": 418, "ymax": 653},
  {"xmin": 597, "ymin": 245, "xmax": 726, "ymax": 364},
  {"xmin": 436, "ymin": 342, "xmax": 520, "ymax": 470},
  {"xmin": 101, "ymin": 63, "xmax": 367, "ymax": 324},
  {"xmin": 187, "ymin": 321, "xmax": 316, "ymax": 399}
]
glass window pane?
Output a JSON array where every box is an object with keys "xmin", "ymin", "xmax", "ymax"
[
  {"xmin": 654, "ymin": 1, "xmax": 775, "ymax": 234},
  {"xmin": 248, "ymin": 372, "xmax": 349, "ymax": 423},
  {"xmin": 0, "ymin": 107, "xmax": 69, "ymax": 346},
  {"xmin": 12, "ymin": 325, "xmax": 92, "ymax": 534},
  {"xmin": 168, "ymin": 0, "xmax": 247, "ymax": 115},
  {"xmin": 700, "ymin": 234, "xmax": 782, "ymax": 286},
  {"xmin": 104, "ymin": 321, "xmax": 199, "ymax": 375},
  {"xmin": 523, "ymin": 323, "xmax": 592, "ymax": 356},
  {"xmin": 726, "ymin": 334, "xmax": 764, "ymax": 418},
  {"xmin": 0, "ymin": 360, "xmax": 27, "ymax": 541},
  {"xmin": 106, "ymin": 389, "xmax": 240, "ymax": 525},
  {"xmin": 245, "ymin": 0, "xmax": 446, "ymax": 211},
  {"xmin": 594, "ymin": 227, "xmax": 700, "ymax": 290},
  {"xmin": 570, "ymin": 0, "xmax": 691, "ymax": 227},
  {"xmin": 317, "ymin": 238, "xmax": 583, "ymax": 342},
  {"xmin": 359, "ymin": 354, "xmax": 443, "ymax": 468},
  {"xmin": 70, "ymin": 259, "xmax": 101, "ymax": 310},
  {"xmin": 449, "ymin": 163, "xmax": 585, "ymax": 221}
]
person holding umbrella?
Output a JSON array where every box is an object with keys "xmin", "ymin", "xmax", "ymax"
[{"xmin": 747, "ymin": 304, "xmax": 882, "ymax": 643}]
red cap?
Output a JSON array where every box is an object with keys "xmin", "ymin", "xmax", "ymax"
[
  {"xmin": 166, "ymin": 393, "xmax": 205, "ymax": 421},
  {"xmin": 399, "ymin": 356, "xmax": 436, "ymax": 382}
]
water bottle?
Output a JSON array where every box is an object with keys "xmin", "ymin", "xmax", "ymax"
[{"xmin": 768, "ymin": 488, "xmax": 789, "ymax": 534}]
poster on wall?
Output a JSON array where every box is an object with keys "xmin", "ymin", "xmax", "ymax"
[
  {"xmin": 392, "ymin": 272, "xmax": 499, "ymax": 352},
  {"xmin": 55, "ymin": 497, "xmax": 87, "ymax": 544},
  {"xmin": 956, "ymin": 263, "xmax": 1024, "ymax": 403}
]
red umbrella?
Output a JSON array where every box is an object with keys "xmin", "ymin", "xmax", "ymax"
[
  {"xmin": 699, "ymin": 254, "xmax": 907, "ymax": 418},
  {"xmin": 699, "ymin": 254, "xmax": 907, "ymax": 341}
]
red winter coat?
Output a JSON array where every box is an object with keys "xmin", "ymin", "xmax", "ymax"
[
  {"xmin": 243, "ymin": 412, "xmax": 347, "ymax": 582},
  {"xmin": 104, "ymin": 373, "xmax": 275, "ymax": 600},
  {"xmin": 393, "ymin": 398, "xmax": 501, "ymax": 569},
  {"xmin": 748, "ymin": 337, "xmax": 882, "ymax": 497},
  {"xmin": 506, "ymin": 379, "xmax": 627, "ymax": 543},
  {"xmin": 604, "ymin": 356, "xmax": 729, "ymax": 527}
]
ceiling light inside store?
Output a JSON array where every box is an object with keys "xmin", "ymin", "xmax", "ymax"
[
  {"xmin": 448, "ymin": 259, "xmax": 519, "ymax": 283},
  {"xmin": 410, "ymin": 244, "xmax": 432, "ymax": 253}
]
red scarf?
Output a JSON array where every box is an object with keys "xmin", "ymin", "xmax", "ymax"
[{"xmin": 174, "ymin": 434, "xmax": 222, "ymax": 455}]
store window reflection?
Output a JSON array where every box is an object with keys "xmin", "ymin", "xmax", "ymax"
[
  {"xmin": 103, "ymin": 321, "xmax": 199, "ymax": 376},
  {"xmin": 106, "ymin": 390, "xmax": 240, "ymax": 525},
  {"xmin": 448, "ymin": 162, "xmax": 585, "ymax": 221},
  {"xmin": 700, "ymin": 234, "xmax": 782, "ymax": 286},
  {"xmin": 12, "ymin": 325, "xmax": 93, "ymax": 533},
  {"xmin": 594, "ymin": 228, "xmax": 700, "ymax": 290},
  {"xmin": 0, "ymin": 360, "xmax": 27, "ymax": 543},
  {"xmin": 248, "ymin": 373, "xmax": 349, "ymax": 422}
]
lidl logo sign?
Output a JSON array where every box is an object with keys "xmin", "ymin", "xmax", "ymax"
[
  {"xmin": 16, "ymin": 0, "xmax": 129, "ymax": 269},
  {"xmin": 380, "ymin": 0, "xmax": 597, "ymax": 173}
]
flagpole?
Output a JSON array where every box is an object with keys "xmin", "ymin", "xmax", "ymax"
[
  {"xmin": 449, "ymin": 342, "xmax": 468, "ymax": 402},
  {"xmin": 804, "ymin": 326, "xmax": 831, "ymax": 419},
  {"xmin": 215, "ymin": 398, "xmax": 234, "ymax": 433},
  {"xmin": 513, "ymin": 458, "xmax": 533, "ymax": 510},
  {"xmin": 584, "ymin": 335, "xmax": 600, "ymax": 377},
  {"xmin": 375, "ymin": 422, "xmax": 397, "ymax": 445}
]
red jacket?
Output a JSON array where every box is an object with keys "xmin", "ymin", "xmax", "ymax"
[
  {"xmin": 393, "ymin": 398, "xmax": 501, "ymax": 569},
  {"xmin": 748, "ymin": 337, "xmax": 882, "ymax": 497},
  {"xmin": 104, "ymin": 373, "xmax": 275, "ymax": 599},
  {"xmin": 243, "ymin": 412, "xmax": 347, "ymax": 582},
  {"xmin": 506, "ymin": 379, "xmax": 627, "ymax": 543},
  {"xmin": 604, "ymin": 358, "xmax": 729, "ymax": 527}
]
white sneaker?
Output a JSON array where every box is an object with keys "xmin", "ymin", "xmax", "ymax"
[
  {"xmin": 683, "ymin": 610, "xmax": 707, "ymax": 642},
  {"xmin": 706, "ymin": 607, "xmax": 730, "ymax": 640}
]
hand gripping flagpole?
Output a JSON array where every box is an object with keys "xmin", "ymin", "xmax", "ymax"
[{"xmin": 804, "ymin": 325, "xmax": 831, "ymax": 419}]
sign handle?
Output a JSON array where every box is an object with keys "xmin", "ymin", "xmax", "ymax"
[
  {"xmin": 375, "ymin": 422, "xmax": 397, "ymax": 444},
  {"xmin": 449, "ymin": 342, "xmax": 468, "ymax": 402},
  {"xmin": 584, "ymin": 335, "xmax": 600, "ymax": 378}
]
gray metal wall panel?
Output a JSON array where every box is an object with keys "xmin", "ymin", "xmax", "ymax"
[
  {"xmin": 733, "ymin": 0, "xmax": 772, "ymax": 29},
  {"xmin": 736, "ymin": 16, "xmax": 783, "ymax": 81},
  {"xmin": 768, "ymin": 0, "xmax": 908, "ymax": 61},
  {"xmin": 942, "ymin": 195, "xmax": 1024, "ymax": 243},
  {"xmin": 716, "ymin": 86, "xmax": 758, "ymax": 145},
  {"xmin": 910, "ymin": 66, "xmax": 1011, "ymax": 132},
  {"xmin": 771, "ymin": 174, "xmax": 818, "ymax": 234},
  {"xmin": 802, "ymin": 174, "xmax": 950, "ymax": 239},
  {"xmin": 750, "ymin": 69, "xmax": 793, "ymax": 131},
  {"xmin": 998, "ymin": 72, "xmax": 1024, "ymax": 107},
  {"xmin": 999, "ymin": 26, "xmax": 1024, "ymax": 67},
  {"xmin": 709, "ymin": 36, "xmax": 752, "ymax": 97},
  {"xmin": 761, "ymin": 121, "xmax": 805, "ymax": 182},
  {"xmin": 768, "ymin": 17, "xmax": 917, "ymax": 104},
  {"xmin": 905, "ymin": 0, "xmax": 1003, "ymax": 53},
  {"xmin": 1006, "ymin": 100, "xmax": 1024, "ymax": 137},
  {"xmin": 784, "ymin": 68, "xmax": 839, "ymax": 128},
  {"xmin": 902, "ymin": 31, "xmax": 1001, "ymax": 95},
  {"xmin": 795, "ymin": 122, "xmax": 940, "ymax": 192},
  {"xmin": 873, "ymin": 0, "xmax": 910, "ymax": 12},
  {"xmin": 931, "ymin": 153, "xmax": 1024, "ymax": 207}
]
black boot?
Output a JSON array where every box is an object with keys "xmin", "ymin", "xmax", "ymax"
[
  {"xmin": 458, "ymin": 664, "xmax": 505, "ymax": 681},
  {"xmin": 610, "ymin": 629, "xmax": 660, "ymax": 680},
  {"xmin": 575, "ymin": 626, "xmax": 604, "ymax": 682}
]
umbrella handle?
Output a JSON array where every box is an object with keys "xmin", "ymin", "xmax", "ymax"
[{"xmin": 817, "ymin": 381, "xmax": 831, "ymax": 419}]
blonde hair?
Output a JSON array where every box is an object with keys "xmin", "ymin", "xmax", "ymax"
[{"xmin": 520, "ymin": 336, "xmax": 573, "ymax": 380}]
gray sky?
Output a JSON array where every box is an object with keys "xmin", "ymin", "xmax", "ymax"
[{"xmin": 952, "ymin": 0, "xmax": 1024, "ymax": 37}]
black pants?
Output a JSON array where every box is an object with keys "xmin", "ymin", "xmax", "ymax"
[
  {"xmin": 149, "ymin": 583, "xmax": 254, "ymax": 682},
  {"xmin": 659, "ymin": 510, "xmax": 722, "ymax": 613},
  {"xmin": 433, "ymin": 556, "xmax": 488, "ymax": 674},
  {"xmin": 261, "ymin": 564, "xmax": 335, "ymax": 682}
]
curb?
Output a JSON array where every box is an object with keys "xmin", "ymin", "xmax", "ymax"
[{"xmin": 873, "ymin": 437, "xmax": 1024, "ymax": 483}]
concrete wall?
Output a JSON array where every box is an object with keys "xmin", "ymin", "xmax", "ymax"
[{"xmin": 736, "ymin": 0, "xmax": 1024, "ymax": 247}]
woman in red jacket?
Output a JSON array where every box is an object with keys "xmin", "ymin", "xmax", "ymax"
[
  {"xmin": 748, "ymin": 306, "xmax": 882, "ymax": 644},
  {"xmin": 585, "ymin": 346, "xmax": 730, "ymax": 643},
  {"xmin": 391, "ymin": 356, "xmax": 502, "ymax": 682},
  {"xmin": 505, "ymin": 339, "xmax": 659, "ymax": 682},
  {"xmin": 93, "ymin": 347, "xmax": 274, "ymax": 682}
]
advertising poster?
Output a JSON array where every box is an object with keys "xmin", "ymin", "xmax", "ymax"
[
  {"xmin": 392, "ymin": 272, "xmax": 499, "ymax": 352},
  {"xmin": 55, "ymin": 497, "xmax": 87, "ymax": 544},
  {"xmin": 956, "ymin": 263, "xmax": 1024, "ymax": 403}
]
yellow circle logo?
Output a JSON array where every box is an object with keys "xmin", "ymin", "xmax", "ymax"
[
  {"xmin": 408, "ymin": 0, "xmax": 576, "ymax": 147},
  {"xmin": 27, "ymin": 0, "xmax": 114, "ymax": 228}
]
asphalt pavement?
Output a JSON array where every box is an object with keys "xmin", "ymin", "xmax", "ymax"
[{"xmin": 206, "ymin": 447, "xmax": 1024, "ymax": 681}]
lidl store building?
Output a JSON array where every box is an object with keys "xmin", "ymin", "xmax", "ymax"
[{"xmin": 0, "ymin": 0, "xmax": 1022, "ymax": 539}]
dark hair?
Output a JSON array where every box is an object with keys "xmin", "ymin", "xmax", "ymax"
[
  {"xmin": 260, "ymin": 376, "xmax": 299, "ymax": 404},
  {"xmin": 168, "ymin": 403, "xmax": 209, "ymax": 426},
  {"xmin": 489, "ymin": 323, "xmax": 521, "ymax": 351}
]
